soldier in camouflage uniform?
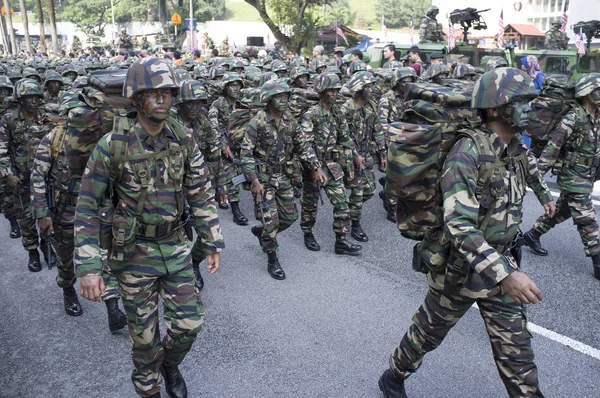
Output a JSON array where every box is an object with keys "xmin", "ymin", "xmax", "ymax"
[
  {"xmin": 377, "ymin": 67, "xmax": 417, "ymax": 223},
  {"xmin": 379, "ymin": 68, "xmax": 554, "ymax": 398},
  {"xmin": 419, "ymin": 6, "xmax": 444, "ymax": 43},
  {"xmin": 0, "ymin": 79, "xmax": 56, "ymax": 272},
  {"xmin": 241, "ymin": 80, "xmax": 324, "ymax": 280},
  {"xmin": 209, "ymin": 72, "xmax": 250, "ymax": 226},
  {"xmin": 483, "ymin": 55, "xmax": 509, "ymax": 72},
  {"xmin": 43, "ymin": 70, "xmax": 64, "ymax": 105},
  {"xmin": 545, "ymin": 20, "xmax": 569, "ymax": 50},
  {"xmin": 342, "ymin": 71, "xmax": 387, "ymax": 242},
  {"xmin": 176, "ymin": 79, "xmax": 223, "ymax": 292},
  {"xmin": 523, "ymin": 73, "xmax": 600, "ymax": 280},
  {"xmin": 0, "ymin": 75, "xmax": 20, "ymax": 238},
  {"xmin": 75, "ymin": 58, "xmax": 224, "ymax": 398},
  {"xmin": 271, "ymin": 60, "xmax": 288, "ymax": 79},
  {"xmin": 299, "ymin": 73, "xmax": 362, "ymax": 256}
]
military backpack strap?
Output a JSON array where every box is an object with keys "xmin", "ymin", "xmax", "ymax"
[
  {"xmin": 50, "ymin": 124, "xmax": 67, "ymax": 162},
  {"xmin": 107, "ymin": 114, "xmax": 132, "ymax": 197}
]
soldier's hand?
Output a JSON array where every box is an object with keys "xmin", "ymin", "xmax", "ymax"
[
  {"xmin": 7, "ymin": 174, "xmax": 21, "ymax": 190},
  {"xmin": 353, "ymin": 155, "xmax": 364, "ymax": 171},
  {"xmin": 206, "ymin": 253, "xmax": 220, "ymax": 274},
  {"xmin": 250, "ymin": 179, "xmax": 264, "ymax": 203},
  {"xmin": 223, "ymin": 146, "xmax": 232, "ymax": 160},
  {"xmin": 379, "ymin": 159, "xmax": 387, "ymax": 172},
  {"xmin": 219, "ymin": 191, "xmax": 228, "ymax": 206},
  {"xmin": 500, "ymin": 271, "xmax": 543, "ymax": 305},
  {"xmin": 316, "ymin": 168, "xmax": 328, "ymax": 185},
  {"xmin": 38, "ymin": 217, "xmax": 54, "ymax": 234},
  {"xmin": 80, "ymin": 275, "xmax": 105, "ymax": 302},
  {"xmin": 348, "ymin": 170, "xmax": 355, "ymax": 180},
  {"xmin": 543, "ymin": 201, "xmax": 556, "ymax": 218}
]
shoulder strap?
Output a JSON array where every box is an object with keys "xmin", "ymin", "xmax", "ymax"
[
  {"xmin": 50, "ymin": 124, "xmax": 67, "ymax": 161},
  {"xmin": 107, "ymin": 114, "xmax": 132, "ymax": 198}
]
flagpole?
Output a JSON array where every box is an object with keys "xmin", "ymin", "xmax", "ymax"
[{"xmin": 335, "ymin": 19, "xmax": 338, "ymax": 46}]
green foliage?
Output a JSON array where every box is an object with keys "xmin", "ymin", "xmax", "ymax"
[
  {"xmin": 374, "ymin": 0, "xmax": 430, "ymax": 29},
  {"xmin": 323, "ymin": 0, "xmax": 356, "ymax": 27}
]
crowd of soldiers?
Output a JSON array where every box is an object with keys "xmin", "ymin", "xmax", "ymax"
[{"xmin": 0, "ymin": 40, "xmax": 598, "ymax": 398}]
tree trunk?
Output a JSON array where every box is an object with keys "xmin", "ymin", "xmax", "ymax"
[
  {"xmin": 0, "ymin": 8, "xmax": 8, "ymax": 54},
  {"xmin": 34, "ymin": 0, "xmax": 45, "ymax": 53},
  {"xmin": 18, "ymin": 0, "xmax": 32, "ymax": 53},
  {"xmin": 158, "ymin": 0, "xmax": 167, "ymax": 23},
  {"xmin": 3, "ymin": 0, "xmax": 17, "ymax": 54},
  {"xmin": 244, "ymin": 0, "xmax": 294, "ymax": 50},
  {"xmin": 45, "ymin": 0, "xmax": 58, "ymax": 54}
]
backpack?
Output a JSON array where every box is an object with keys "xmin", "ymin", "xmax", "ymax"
[
  {"xmin": 526, "ymin": 75, "xmax": 575, "ymax": 157},
  {"xmin": 88, "ymin": 69, "xmax": 128, "ymax": 96}
]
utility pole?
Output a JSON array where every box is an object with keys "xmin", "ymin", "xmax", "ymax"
[{"xmin": 18, "ymin": 0, "xmax": 31, "ymax": 53}]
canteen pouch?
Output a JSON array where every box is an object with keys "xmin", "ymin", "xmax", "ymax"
[
  {"xmin": 99, "ymin": 197, "xmax": 114, "ymax": 251},
  {"xmin": 110, "ymin": 213, "xmax": 137, "ymax": 262}
]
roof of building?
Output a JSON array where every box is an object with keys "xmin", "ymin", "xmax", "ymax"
[{"xmin": 505, "ymin": 24, "xmax": 545, "ymax": 37}]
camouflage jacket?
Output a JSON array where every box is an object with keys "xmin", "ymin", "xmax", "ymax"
[
  {"xmin": 440, "ymin": 129, "xmax": 552, "ymax": 298},
  {"xmin": 538, "ymin": 103, "xmax": 600, "ymax": 193},
  {"xmin": 241, "ymin": 109, "xmax": 319, "ymax": 183},
  {"xmin": 74, "ymin": 120, "xmax": 224, "ymax": 277},
  {"xmin": 30, "ymin": 124, "xmax": 70, "ymax": 219},
  {"xmin": 0, "ymin": 108, "xmax": 53, "ymax": 181},
  {"xmin": 545, "ymin": 30, "xmax": 569, "ymax": 50},
  {"xmin": 419, "ymin": 17, "xmax": 444, "ymax": 43},
  {"xmin": 341, "ymin": 98, "xmax": 386, "ymax": 165},
  {"xmin": 288, "ymin": 88, "xmax": 319, "ymax": 120},
  {"xmin": 209, "ymin": 96, "xmax": 240, "ymax": 150},
  {"xmin": 299, "ymin": 102, "xmax": 355, "ymax": 173},
  {"xmin": 378, "ymin": 89, "xmax": 405, "ymax": 135}
]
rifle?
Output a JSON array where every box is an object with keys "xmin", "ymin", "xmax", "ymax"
[
  {"xmin": 8, "ymin": 147, "xmax": 24, "ymax": 219},
  {"xmin": 352, "ymin": 137, "xmax": 374, "ymax": 192},
  {"xmin": 315, "ymin": 174, "xmax": 325, "ymax": 205},
  {"xmin": 229, "ymin": 159, "xmax": 267, "ymax": 225},
  {"xmin": 256, "ymin": 192, "xmax": 267, "ymax": 226},
  {"xmin": 46, "ymin": 181, "xmax": 56, "ymax": 270}
]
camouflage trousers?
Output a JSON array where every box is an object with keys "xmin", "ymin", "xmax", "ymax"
[
  {"xmin": 532, "ymin": 191, "xmax": 600, "ymax": 256},
  {"xmin": 221, "ymin": 156, "xmax": 240, "ymax": 203},
  {"xmin": 1, "ymin": 179, "xmax": 16, "ymax": 221},
  {"xmin": 345, "ymin": 166, "xmax": 376, "ymax": 221},
  {"xmin": 112, "ymin": 238, "xmax": 202, "ymax": 397},
  {"xmin": 16, "ymin": 185, "xmax": 42, "ymax": 251},
  {"xmin": 300, "ymin": 167, "xmax": 351, "ymax": 235},
  {"xmin": 389, "ymin": 280, "xmax": 542, "ymax": 398},
  {"xmin": 255, "ymin": 175, "xmax": 298, "ymax": 253}
]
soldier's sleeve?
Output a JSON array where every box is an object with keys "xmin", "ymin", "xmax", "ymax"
[
  {"xmin": 30, "ymin": 133, "xmax": 52, "ymax": 219},
  {"xmin": 201, "ymin": 116, "xmax": 222, "ymax": 176},
  {"xmin": 185, "ymin": 140, "xmax": 224, "ymax": 255},
  {"xmin": 0, "ymin": 114, "xmax": 12, "ymax": 178},
  {"xmin": 378, "ymin": 94, "xmax": 391, "ymax": 128},
  {"xmin": 208, "ymin": 101, "xmax": 224, "ymax": 150},
  {"xmin": 525, "ymin": 150, "xmax": 553, "ymax": 206},
  {"xmin": 419, "ymin": 18, "xmax": 428, "ymax": 31},
  {"xmin": 442, "ymin": 137, "xmax": 514, "ymax": 287},
  {"xmin": 73, "ymin": 135, "xmax": 111, "ymax": 277},
  {"xmin": 370, "ymin": 106, "xmax": 386, "ymax": 155},
  {"xmin": 240, "ymin": 112, "xmax": 260, "ymax": 182},
  {"xmin": 293, "ymin": 118, "xmax": 319, "ymax": 170},
  {"xmin": 537, "ymin": 111, "xmax": 574, "ymax": 175},
  {"xmin": 337, "ymin": 115, "xmax": 357, "ymax": 171}
]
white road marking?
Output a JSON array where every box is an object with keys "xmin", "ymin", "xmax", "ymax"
[{"xmin": 526, "ymin": 187, "xmax": 600, "ymax": 206}]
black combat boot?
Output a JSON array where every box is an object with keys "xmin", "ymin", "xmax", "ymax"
[
  {"xmin": 147, "ymin": 393, "xmax": 161, "ymax": 398},
  {"xmin": 351, "ymin": 220, "xmax": 368, "ymax": 242},
  {"xmin": 267, "ymin": 251, "xmax": 285, "ymax": 280},
  {"xmin": 27, "ymin": 249, "xmax": 42, "ymax": 272},
  {"xmin": 251, "ymin": 225, "xmax": 263, "ymax": 246},
  {"xmin": 105, "ymin": 298, "xmax": 127, "ymax": 333},
  {"xmin": 387, "ymin": 208, "xmax": 397, "ymax": 223},
  {"xmin": 303, "ymin": 232, "xmax": 320, "ymax": 251},
  {"xmin": 9, "ymin": 217, "xmax": 20, "ymax": 239},
  {"xmin": 334, "ymin": 233, "xmax": 362, "ymax": 256},
  {"xmin": 378, "ymin": 176, "xmax": 386, "ymax": 188},
  {"xmin": 192, "ymin": 260, "xmax": 204, "ymax": 292},
  {"xmin": 523, "ymin": 229, "xmax": 548, "ymax": 256},
  {"xmin": 40, "ymin": 238, "xmax": 57, "ymax": 269},
  {"xmin": 378, "ymin": 369, "xmax": 408, "ymax": 398},
  {"xmin": 231, "ymin": 202, "xmax": 248, "ymax": 225},
  {"xmin": 63, "ymin": 286, "xmax": 83, "ymax": 316},
  {"xmin": 160, "ymin": 363, "xmax": 188, "ymax": 398},
  {"xmin": 592, "ymin": 254, "xmax": 600, "ymax": 281},
  {"xmin": 379, "ymin": 190, "xmax": 390, "ymax": 212}
]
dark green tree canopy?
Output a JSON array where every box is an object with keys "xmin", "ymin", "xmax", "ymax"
[{"xmin": 375, "ymin": 0, "xmax": 431, "ymax": 29}]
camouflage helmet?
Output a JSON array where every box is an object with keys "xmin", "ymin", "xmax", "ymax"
[
  {"xmin": 341, "ymin": 53, "xmax": 353, "ymax": 65},
  {"xmin": 471, "ymin": 67, "xmax": 538, "ymax": 109},
  {"xmin": 313, "ymin": 72, "xmax": 342, "ymax": 93},
  {"xmin": 14, "ymin": 78, "xmax": 44, "ymax": 100},
  {"xmin": 0, "ymin": 75, "xmax": 13, "ymax": 90},
  {"xmin": 326, "ymin": 65, "xmax": 342, "ymax": 76},
  {"xmin": 484, "ymin": 56, "xmax": 509, "ymax": 71},
  {"xmin": 123, "ymin": 57, "xmax": 179, "ymax": 98},
  {"xmin": 575, "ymin": 73, "xmax": 600, "ymax": 98},
  {"xmin": 551, "ymin": 19, "xmax": 562, "ymax": 27},
  {"xmin": 208, "ymin": 65, "xmax": 226, "ymax": 80},
  {"xmin": 61, "ymin": 63, "xmax": 78, "ymax": 76},
  {"xmin": 193, "ymin": 64, "xmax": 209, "ymax": 79},
  {"xmin": 271, "ymin": 60, "xmax": 288, "ymax": 73},
  {"xmin": 6, "ymin": 68, "xmax": 21, "ymax": 80},
  {"xmin": 452, "ymin": 64, "xmax": 477, "ymax": 79},
  {"xmin": 347, "ymin": 71, "xmax": 377, "ymax": 93},
  {"xmin": 259, "ymin": 72, "xmax": 278, "ymax": 87},
  {"xmin": 22, "ymin": 67, "xmax": 41, "ymax": 81},
  {"xmin": 221, "ymin": 72, "xmax": 243, "ymax": 87},
  {"xmin": 426, "ymin": 5, "xmax": 439, "ymax": 17},
  {"xmin": 313, "ymin": 59, "xmax": 327, "ymax": 71},
  {"xmin": 391, "ymin": 67, "xmax": 417, "ymax": 87},
  {"xmin": 349, "ymin": 60, "xmax": 368, "ymax": 75},
  {"xmin": 72, "ymin": 76, "xmax": 89, "ymax": 89},
  {"xmin": 44, "ymin": 70, "xmax": 64, "ymax": 85},
  {"xmin": 182, "ymin": 58, "xmax": 196, "ymax": 71},
  {"xmin": 260, "ymin": 80, "xmax": 290, "ymax": 103},
  {"xmin": 290, "ymin": 66, "xmax": 310, "ymax": 81},
  {"xmin": 59, "ymin": 89, "xmax": 85, "ymax": 116},
  {"xmin": 175, "ymin": 68, "xmax": 192, "ymax": 81},
  {"xmin": 179, "ymin": 79, "xmax": 208, "ymax": 102},
  {"xmin": 231, "ymin": 59, "xmax": 246, "ymax": 71},
  {"xmin": 240, "ymin": 87, "xmax": 264, "ymax": 109}
]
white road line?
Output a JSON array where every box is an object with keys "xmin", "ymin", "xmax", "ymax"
[
  {"xmin": 526, "ymin": 187, "xmax": 600, "ymax": 206},
  {"xmin": 472, "ymin": 303, "xmax": 600, "ymax": 360}
]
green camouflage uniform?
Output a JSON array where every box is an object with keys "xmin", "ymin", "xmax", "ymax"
[
  {"xmin": 299, "ymin": 102, "xmax": 354, "ymax": 235},
  {"xmin": 341, "ymin": 97, "xmax": 385, "ymax": 221},
  {"xmin": 419, "ymin": 16, "xmax": 444, "ymax": 43},
  {"xmin": 532, "ymin": 103, "xmax": 600, "ymax": 256},
  {"xmin": 241, "ymin": 109, "xmax": 319, "ymax": 253},
  {"xmin": 544, "ymin": 28, "xmax": 569, "ymax": 50},
  {"xmin": 74, "ymin": 117, "xmax": 224, "ymax": 396}
]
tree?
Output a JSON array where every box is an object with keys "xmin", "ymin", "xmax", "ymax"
[
  {"xmin": 34, "ymin": 0, "xmax": 45, "ymax": 52},
  {"xmin": 45, "ymin": 0, "xmax": 58, "ymax": 54},
  {"xmin": 375, "ymin": 0, "xmax": 430, "ymax": 29},
  {"xmin": 18, "ymin": 0, "xmax": 32, "ymax": 53},
  {"xmin": 3, "ymin": 0, "xmax": 18, "ymax": 54},
  {"xmin": 322, "ymin": 0, "xmax": 356, "ymax": 27}
]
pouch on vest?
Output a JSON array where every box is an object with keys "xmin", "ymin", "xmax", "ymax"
[{"xmin": 110, "ymin": 212, "xmax": 137, "ymax": 262}]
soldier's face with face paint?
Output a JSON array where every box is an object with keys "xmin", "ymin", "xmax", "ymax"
[
  {"xmin": 20, "ymin": 95, "xmax": 41, "ymax": 113},
  {"xmin": 295, "ymin": 75, "xmax": 308, "ymax": 88},
  {"xmin": 589, "ymin": 88, "xmax": 600, "ymax": 106},
  {"xmin": 47, "ymin": 81, "xmax": 62, "ymax": 95},
  {"xmin": 180, "ymin": 100, "xmax": 203, "ymax": 119},
  {"xmin": 502, "ymin": 100, "xmax": 531, "ymax": 131},
  {"xmin": 269, "ymin": 93, "xmax": 289, "ymax": 112},
  {"xmin": 226, "ymin": 82, "xmax": 242, "ymax": 99},
  {"xmin": 135, "ymin": 89, "xmax": 173, "ymax": 123},
  {"xmin": 322, "ymin": 88, "xmax": 339, "ymax": 105},
  {"xmin": 0, "ymin": 88, "xmax": 11, "ymax": 103}
]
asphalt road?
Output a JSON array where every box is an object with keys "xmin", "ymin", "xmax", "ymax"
[{"xmin": 1, "ymin": 177, "xmax": 600, "ymax": 398}]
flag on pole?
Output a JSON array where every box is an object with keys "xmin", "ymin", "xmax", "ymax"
[
  {"xmin": 497, "ymin": 9, "xmax": 505, "ymax": 49},
  {"xmin": 448, "ymin": 21, "xmax": 456, "ymax": 51},
  {"xmin": 575, "ymin": 27, "xmax": 586, "ymax": 55},
  {"xmin": 382, "ymin": 16, "xmax": 387, "ymax": 40},
  {"xmin": 409, "ymin": 15, "xmax": 414, "ymax": 45},
  {"xmin": 560, "ymin": 0, "xmax": 568, "ymax": 33},
  {"xmin": 336, "ymin": 20, "xmax": 348, "ymax": 46}
]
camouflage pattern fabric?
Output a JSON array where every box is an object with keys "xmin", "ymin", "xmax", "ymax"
[
  {"xmin": 419, "ymin": 16, "xmax": 444, "ymax": 43},
  {"xmin": 288, "ymin": 88, "xmax": 319, "ymax": 120},
  {"xmin": 544, "ymin": 28, "xmax": 568, "ymax": 50},
  {"xmin": 241, "ymin": 108, "xmax": 318, "ymax": 252}
]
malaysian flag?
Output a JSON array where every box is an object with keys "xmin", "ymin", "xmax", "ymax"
[
  {"xmin": 575, "ymin": 27, "xmax": 586, "ymax": 55},
  {"xmin": 336, "ymin": 20, "xmax": 348, "ymax": 45},
  {"xmin": 560, "ymin": 0, "xmax": 568, "ymax": 33},
  {"xmin": 382, "ymin": 16, "xmax": 387, "ymax": 40},
  {"xmin": 448, "ymin": 20, "xmax": 456, "ymax": 50},
  {"xmin": 409, "ymin": 15, "xmax": 414, "ymax": 44},
  {"xmin": 497, "ymin": 9, "xmax": 505, "ymax": 49}
]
